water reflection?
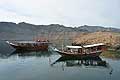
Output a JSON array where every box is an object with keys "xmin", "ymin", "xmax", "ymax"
[
  {"xmin": 13, "ymin": 50, "xmax": 53, "ymax": 58},
  {"xmin": 0, "ymin": 50, "xmax": 53, "ymax": 59},
  {"xmin": 51, "ymin": 56, "xmax": 114, "ymax": 78},
  {"xmin": 0, "ymin": 52, "xmax": 13, "ymax": 59},
  {"xmin": 51, "ymin": 56, "xmax": 109, "ymax": 68}
]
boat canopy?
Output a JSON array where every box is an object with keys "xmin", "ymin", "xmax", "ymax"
[
  {"xmin": 66, "ymin": 46, "xmax": 82, "ymax": 49},
  {"xmin": 84, "ymin": 43, "xmax": 105, "ymax": 48},
  {"xmin": 11, "ymin": 41, "xmax": 49, "ymax": 44},
  {"xmin": 66, "ymin": 43, "xmax": 105, "ymax": 49}
]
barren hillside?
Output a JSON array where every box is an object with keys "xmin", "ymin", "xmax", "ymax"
[{"xmin": 73, "ymin": 31, "xmax": 120, "ymax": 47}]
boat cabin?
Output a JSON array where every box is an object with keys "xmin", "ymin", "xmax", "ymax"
[{"xmin": 66, "ymin": 43, "xmax": 106, "ymax": 54}]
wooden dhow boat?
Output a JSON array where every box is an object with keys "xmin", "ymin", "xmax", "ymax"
[
  {"xmin": 6, "ymin": 39, "xmax": 50, "ymax": 51},
  {"xmin": 54, "ymin": 43, "xmax": 107, "ymax": 57}
]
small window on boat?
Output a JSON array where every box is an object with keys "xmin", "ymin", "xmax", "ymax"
[{"xmin": 68, "ymin": 48, "xmax": 70, "ymax": 50}]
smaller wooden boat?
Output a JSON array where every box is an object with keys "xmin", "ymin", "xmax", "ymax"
[
  {"xmin": 6, "ymin": 39, "xmax": 51, "ymax": 51},
  {"xmin": 54, "ymin": 43, "xmax": 107, "ymax": 57}
]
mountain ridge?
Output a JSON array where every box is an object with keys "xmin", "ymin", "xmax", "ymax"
[
  {"xmin": 0, "ymin": 21, "xmax": 120, "ymax": 40},
  {"xmin": 0, "ymin": 21, "xmax": 120, "ymax": 33}
]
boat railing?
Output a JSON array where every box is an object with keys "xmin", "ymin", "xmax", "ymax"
[{"xmin": 64, "ymin": 49, "xmax": 103, "ymax": 54}]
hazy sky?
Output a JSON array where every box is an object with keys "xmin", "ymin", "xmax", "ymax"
[{"xmin": 0, "ymin": 0, "xmax": 120, "ymax": 28}]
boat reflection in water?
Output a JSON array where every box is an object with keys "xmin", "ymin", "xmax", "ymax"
[
  {"xmin": 0, "ymin": 50, "xmax": 53, "ymax": 59},
  {"xmin": 12, "ymin": 50, "xmax": 53, "ymax": 58},
  {"xmin": 51, "ymin": 56, "xmax": 109, "ymax": 69}
]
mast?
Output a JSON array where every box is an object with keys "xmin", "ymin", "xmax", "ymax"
[{"xmin": 62, "ymin": 31, "xmax": 65, "ymax": 51}]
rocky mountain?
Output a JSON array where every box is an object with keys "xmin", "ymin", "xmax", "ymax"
[
  {"xmin": 78, "ymin": 25, "xmax": 120, "ymax": 32},
  {"xmin": 0, "ymin": 22, "xmax": 86, "ymax": 34},
  {"xmin": 73, "ymin": 31, "xmax": 120, "ymax": 50},
  {"xmin": 0, "ymin": 22, "xmax": 120, "ymax": 40},
  {"xmin": 0, "ymin": 22, "xmax": 120, "ymax": 33},
  {"xmin": 74, "ymin": 32, "xmax": 120, "ymax": 46}
]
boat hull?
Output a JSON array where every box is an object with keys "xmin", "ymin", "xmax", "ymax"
[
  {"xmin": 11, "ymin": 44, "xmax": 48, "ymax": 51},
  {"xmin": 56, "ymin": 50, "xmax": 102, "ymax": 57},
  {"xmin": 6, "ymin": 41, "xmax": 49, "ymax": 51}
]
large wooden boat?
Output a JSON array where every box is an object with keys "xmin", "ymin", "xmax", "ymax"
[
  {"xmin": 6, "ymin": 39, "xmax": 50, "ymax": 51},
  {"xmin": 54, "ymin": 43, "xmax": 107, "ymax": 57}
]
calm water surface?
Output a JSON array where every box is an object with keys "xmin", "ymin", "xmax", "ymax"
[{"xmin": 0, "ymin": 41, "xmax": 120, "ymax": 80}]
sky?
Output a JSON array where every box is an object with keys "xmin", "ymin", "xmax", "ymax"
[{"xmin": 0, "ymin": 0, "xmax": 120, "ymax": 28}]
